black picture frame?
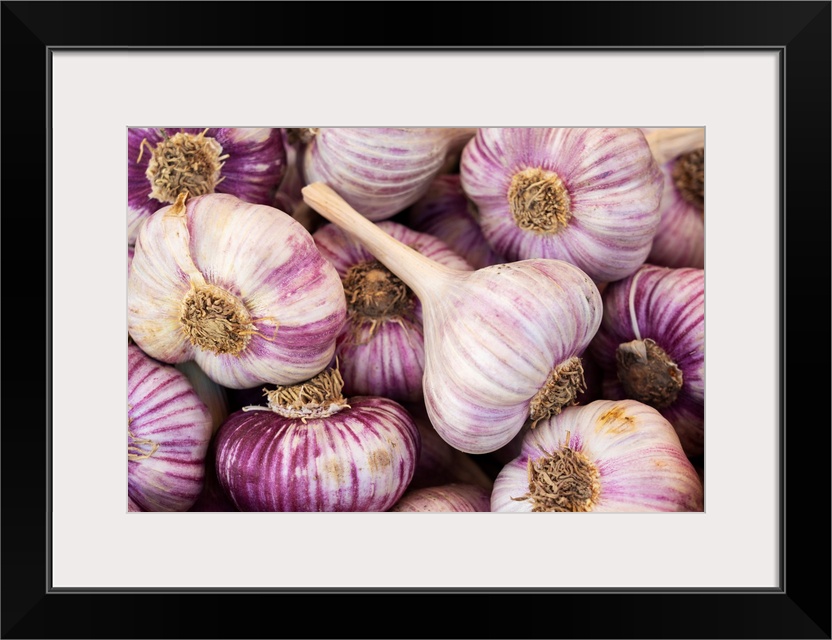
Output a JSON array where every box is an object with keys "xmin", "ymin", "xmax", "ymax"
[{"xmin": 3, "ymin": 1, "xmax": 830, "ymax": 638}]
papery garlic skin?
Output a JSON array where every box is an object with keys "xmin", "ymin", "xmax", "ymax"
[
  {"xmin": 646, "ymin": 150, "xmax": 705, "ymax": 269},
  {"xmin": 128, "ymin": 127, "xmax": 287, "ymax": 244},
  {"xmin": 390, "ymin": 483, "xmax": 492, "ymax": 512},
  {"xmin": 460, "ymin": 127, "xmax": 664, "ymax": 283},
  {"xmin": 491, "ymin": 399, "xmax": 703, "ymax": 513},
  {"xmin": 215, "ymin": 393, "xmax": 420, "ymax": 512},
  {"xmin": 313, "ymin": 220, "xmax": 473, "ymax": 402},
  {"xmin": 128, "ymin": 344, "xmax": 213, "ymax": 512},
  {"xmin": 588, "ymin": 265, "xmax": 704, "ymax": 456},
  {"xmin": 408, "ymin": 173, "xmax": 506, "ymax": 269},
  {"xmin": 301, "ymin": 128, "xmax": 476, "ymax": 221},
  {"xmin": 422, "ymin": 259, "xmax": 602, "ymax": 454},
  {"xmin": 127, "ymin": 193, "xmax": 347, "ymax": 389}
]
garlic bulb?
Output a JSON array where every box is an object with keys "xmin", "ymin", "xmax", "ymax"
[
  {"xmin": 459, "ymin": 127, "xmax": 664, "ymax": 283},
  {"xmin": 390, "ymin": 483, "xmax": 492, "ymax": 512},
  {"xmin": 174, "ymin": 361, "xmax": 229, "ymax": 433},
  {"xmin": 300, "ymin": 128, "xmax": 476, "ymax": 221},
  {"xmin": 127, "ymin": 496, "xmax": 142, "ymax": 512},
  {"xmin": 128, "ymin": 343, "xmax": 213, "ymax": 512},
  {"xmin": 491, "ymin": 399, "xmax": 703, "ymax": 512},
  {"xmin": 127, "ymin": 192, "xmax": 347, "ymax": 389},
  {"xmin": 588, "ymin": 265, "xmax": 704, "ymax": 456},
  {"xmin": 128, "ymin": 127, "xmax": 287, "ymax": 244},
  {"xmin": 408, "ymin": 173, "xmax": 506, "ymax": 269},
  {"xmin": 313, "ymin": 220, "xmax": 473, "ymax": 402},
  {"xmin": 214, "ymin": 367, "xmax": 420, "ymax": 511},
  {"xmin": 647, "ymin": 147, "xmax": 705, "ymax": 269},
  {"xmin": 303, "ymin": 183, "xmax": 603, "ymax": 455}
]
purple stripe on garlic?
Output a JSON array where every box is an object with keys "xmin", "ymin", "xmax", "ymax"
[
  {"xmin": 313, "ymin": 220, "xmax": 473, "ymax": 402},
  {"xmin": 588, "ymin": 265, "xmax": 704, "ymax": 456},
  {"xmin": 300, "ymin": 128, "xmax": 476, "ymax": 221},
  {"xmin": 127, "ymin": 192, "xmax": 347, "ymax": 389},
  {"xmin": 491, "ymin": 399, "xmax": 703, "ymax": 513},
  {"xmin": 460, "ymin": 127, "xmax": 664, "ymax": 283},
  {"xmin": 127, "ymin": 127, "xmax": 287, "ymax": 244},
  {"xmin": 128, "ymin": 344, "xmax": 213, "ymax": 511}
]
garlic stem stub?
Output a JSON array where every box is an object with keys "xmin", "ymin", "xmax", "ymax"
[
  {"xmin": 128, "ymin": 127, "xmax": 287, "ymax": 244},
  {"xmin": 302, "ymin": 182, "xmax": 603, "ymax": 455},
  {"xmin": 127, "ymin": 192, "xmax": 347, "ymax": 389},
  {"xmin": 459, "ymin": 127, "xmax": 665, "ymax": 284},
  {"xmin": 491, "ymin": 399, "xmax": 703, "ymax": 513},
  {"xmin": 300, "ymin": 127, "xmax": 477, "ymax": 221},
  {"xmin": 214, "ymin": 367, "xmax": 421, "ymax": 511}
]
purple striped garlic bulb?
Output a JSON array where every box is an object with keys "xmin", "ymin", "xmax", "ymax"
[
  {"xmin": 214, "ymin": 367, "xmax": 420, "ymax": 512},
  {"xmin": 459, "ymin": 127, "xmax": 664, "ymax": 284},
  {"xmin": 491, "ymin": 399, "xmax": 703, "ymax": 512},
  {"xmin": 128, "ymin": 343, "xmax": 213, "ymax": 511},
  {"xmin": 647, "ymin": 143, "xmax": 705, "ymax": 269},
  {"xmin": 313, "ymin": 220, "xmax": 473, "ymax": 402},
  {"xmin": 390, "ymin": 483, "xmax": 492, "ymax": 512},
  {"xmin": 408, "ymin": 173, "xmax": 506, "ymax": 269},
  {"xmin": 588, "ymin": 265, "xmax": 704, "ymax": 457},
  {"xmin": 128, "ymin": 127, "xmax": 287, "ymax": 244},
  {"xmin": 127, "ymin": 192, "xmax": 347, "ymax": 389},
  {"xmin": 303, "ymin": 183, "xmax": 603, "ymax": 456},
  {"xmin": 300, "ymin": 128, "xmax": 476, "ymax": 221}
]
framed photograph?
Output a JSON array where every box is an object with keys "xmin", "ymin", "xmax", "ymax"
[{"xmin": 4, "ymin": 1, "xmax": 829, "ymax": 638}]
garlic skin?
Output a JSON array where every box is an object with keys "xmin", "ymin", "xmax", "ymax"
[
  {"xmin": 588, "ymin": 265, "xmax": 704, "ymax": 456},
  {"xmin": 127, "ymin": 496, "xmax": 142, "ymax": 512},
  {"xmin": 460, "ymin": 127, "xmax": 664, "ymax": 283},
  {"xmin": 313, "ymin": 220, "xmax": 473, "ymax": 402},
  {"xmin": 214, "ymin": 368, "xmax": 420, "ymax": 512},
  {"xmin": 303, "ymin": 183, "xmax": 603, "ymax": 456},
  {"xmin": 127, "ymin": 193, "xmax": 347, "ymax": 389},
  {"xmin": 300, "ymin": 128, "xmax": 476, "ymax": 221},
  {"xmin": 128, "ymin": 344, "xmax": 213, "ymax": 512},
  {"xmin": 174, "ymin": 361, "xmax": 229, "ymax": 434},
  {"xmin": 646, "ymin": 149, "xmax": 705, "ymax": 269},
  {"xmin": 408, "ymin": 173, "xmax": 506, "ymax": 269},
  {"xmin": 390, "ymin": 483, "xmax": 492, "ymax": 512},
  {"xmin": 491, "ymin": 399, "xmax": 703, "ymax": 513},
  {"xmin": 128, "ymin": 127, "xmax": 287, "ymax": 244}
]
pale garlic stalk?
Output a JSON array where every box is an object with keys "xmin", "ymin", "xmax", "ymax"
[
  {"xmin": 303, "ymin": 183, "xmax": 603, "ymax": 455},
  {"xmin": 300, "ymin": 128, "xmax": 476, "ymax": 221},
  {"xmin": 643, "ymin": 127, "xmax": 705, "ymax": 165},
  {"xmin": 127, "ymin": 192, "xmax": 347, "ymax": 389}
]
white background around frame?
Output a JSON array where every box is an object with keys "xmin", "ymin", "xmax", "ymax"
[{"xmin": 51, "ymin": 50, "xmax": 779, "ymax": 589}]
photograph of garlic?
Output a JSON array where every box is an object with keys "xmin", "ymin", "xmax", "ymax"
[{"xmin": 126, "ymin": 126, "xmax": 705, "ymax": 513}]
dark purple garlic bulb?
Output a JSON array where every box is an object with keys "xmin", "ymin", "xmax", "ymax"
[
  {"xmin": 588, "ymin": 265, "xmax": 704, "ymax": 457},
  {"xmin": 408, "ymin": 173, "xmax": 506, "ymax": 269},
  {"xmin": 313, "ymin": 220, "xmax": 473, "ymax": 402},
  {"xmin": 214, "ymin": 367, "xmax": 420, "ymax": 512},
  {"xmin": 128, "ymin": 127, "xmax": 287, "ymax": 244},
  {"xmin": 390, "ymin": 483, "xmax": 492, "ymax": 512},
  {"xmin": 128, "ymin": 344, "xmax": 213, "ymax": 511}
]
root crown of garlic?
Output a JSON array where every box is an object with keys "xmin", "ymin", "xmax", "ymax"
[
  {"xmin": 180, "ymin": 282, "xmax": 256, "ymax": 356},
  {"xmin": 671, "ymin": 148, "xmax": 705, "ymax": 209},
  {"xmin": 257, "ymin": 367, "xmax": 350, "ymax": 421},
  {"xmin": 514, "ymin": 436, "xmax": 602, "ymax": 512},
  {"xmin": 616, "ymin": 338, "xmax": 684, "ymax": 409},
  {"xmin": 528, "ymin": 356, "xmax": 586, "ymax": 425},
  {"xmin": 508, "ymin": 167, "xmax": 572, "ymax": 234},
  {"xmin": 143, "ymin": 129, "xmax": 228, "ymax": 203},
  {"xmin": 342, "ymin": 260, "xmax": 413, "ymax": 322}
]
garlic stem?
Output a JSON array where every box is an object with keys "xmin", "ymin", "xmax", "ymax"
[
  {"xmin": 644, "ymin": 128, "xmax": 704, "ymax": 164},
  {"xmin": 302, "ymin": 182, "xmax": 459, "ymax": 303},
  {"xmin": 627, "ymin": 268, "xmax": 644, "ymax": 341}
]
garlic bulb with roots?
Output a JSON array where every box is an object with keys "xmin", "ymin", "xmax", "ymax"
[
  {"xmin": 312, "ymin": 220, "xmax": 473, "ymax": 402},
  {"xmin": 491, "ymin": 399, "xmax": 703, "ymax": 513},
  {"xmin": 459, "ymin": 127, "xmax": 664, "ymax": 284},
  {"xmin": 302, "ymin": 182, "xmax": 603, "ymax": 455},
  {"xmin": 300, "ymin": 128, "xmax": 476, "ymax": 221},
  {"xmin": 128, "ymin": 127, "xmax": 287, "ymax": 244},
  {"xmin": 588, "ymin": 264, "xmax": 705, "ymax": 457},
  {"xmin": 127, "ymin": 192, "xmax": 347, "ymax": 389}
]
